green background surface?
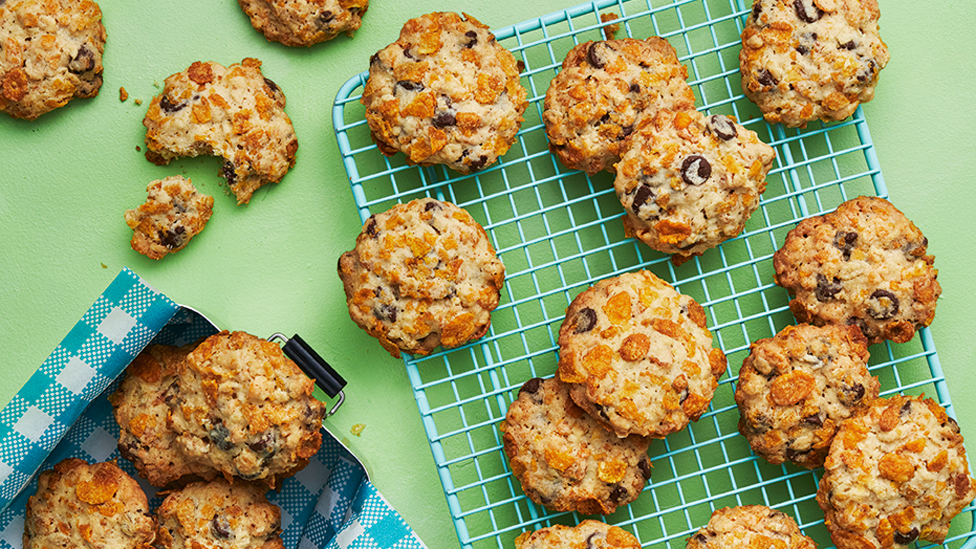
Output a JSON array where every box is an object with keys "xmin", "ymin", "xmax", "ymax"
[{"xmin": 1, "ymin": 1, "xmax": 975, "ymax": 548}]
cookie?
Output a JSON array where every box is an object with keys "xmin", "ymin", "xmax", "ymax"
[
  {"xmin": 142, "ymin": 58, "xmax": 299, "ymax": 205},
  {"xmin": 514, "ymin": 519, "xmax": 641, "ymax": 549},
  {"xmin": 338, "ymin": 198, "xmax": 506, "ymax": 358},
  {"xmin": 739, "ymin": 0, "xmax": 889, "ymax": 127},
  {"xmin": 24, "ymin": 458, "xmax": 156, "ymax": 549},
  {"xmin": 543, "ymin": 37, "xmax": 695, "ymax": 175},
  {"xmin": 501, "ymin": 377, "xmax": 651, "ymax": 515},
  {"xmin": 557, "ymin": 270, "xmax": 728, "ymax": 438},
  {"xmin": 124, "ymin": 176, "xmax": 214, "ymax": 260},
  {"xmin": 817, "ymin": 394, "xmax": 976, "ymax": 549},
  {"xmin": 154, "ymin": 479, "xmax": 283, "ymax": 549},
  {"xmin": 772, "ymin": 196, "xmax": 940, "ymax": 345},
  {"xmin": 735, "ymin": 323, "xmax": 879, "ymax": 469},
  {"xmin": 686, "ymin": 505, "xmax": 815, "ymax": 549},
  {"xmin": 167, "ymin": 331, "xmax": 326, "ymax": 487},
  {"xmin": 0, "ymin": 0, "xmax": 106, "ymax": 120},
  {"xmin": 109, "ymin": 343, "xmax": 219, "ymax": 487},
  {"xmin": 361, "ymin": 12, "xmax": 528, "ymax": 174},
  {"xmin": 613, "ymin": 109, "xmax": 776, "ymax": 265},
  {"xmin": 237, "ymin": 0, "xmax": 368, "ymax": 47}
]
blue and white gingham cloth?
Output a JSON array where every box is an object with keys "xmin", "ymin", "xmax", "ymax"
[{"xmin": 0, "ymin": 268, "xmax": 427, "ymax": 549}]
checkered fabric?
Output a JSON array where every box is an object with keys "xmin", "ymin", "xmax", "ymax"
[{"xmin": 0, "ymin": 268, "xmax": 428, "ymax": 549}]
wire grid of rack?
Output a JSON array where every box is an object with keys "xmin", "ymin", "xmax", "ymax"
[{"xmin": 332, "ymin": 0, "xmax": 975, "ymax": 548}]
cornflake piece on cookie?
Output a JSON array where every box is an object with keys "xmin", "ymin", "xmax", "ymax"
[
  {"xmin": 24, "ymin": 458, "xmax": 156, "ymax": 549},
  {"xmin": 125, "ymin": 176, "xmax": 214, "ymax": 260},
  {"xmin": 557, "ymin": 270, "xmax": 727, "ymax": 438},
  {"xmin": 168, "ymin": 331, "xmax": 326, "ymax": 488},
  {"xmin": 515, "ymin": 520, "xmax": 641, "ymax": 549},
  {"xmin": 739, "ymin": 0, "xmax": 889, "ymax": 127},
  {"xmin": 817, "ymin": 394, "xmax": 976, "ymax": 549},
  {"xmin": 501, "ymin": 377, "xmax": 651, "ymax": 515},
  {"xmin": 0, "ymin": 0, "xmax": 106, "ymax": 120},
  {"xmin": 735, "ymin": 323, "xmax": 879, "ymax": 469},
  {"xmin": 237, "ymin": 0, "xmax": 369, "ymax": 47},
  {"xmin": 614, "ymin": 109, "xmax": 775, "ymax": 264},
  {"xmin": 155, "ymin": 479, "xmax": 284, "ymax": 549},
  {"xmin": 142, "ymin": 59, "xmax": 299, "ymax": 205},
  {"xmin": 773, "ymin": 196, "xmax": 940, "ymax": 345},
  {"xmin": 686, "ymin": 506, "xmax": 815, "ymax": 549},
  {"xmin": 543, "ymin": 37, "xmax": 695, "ymax": 175},
  {"xmin": 338, "ymin": 198, "xmax": 506, "ymax": 358},
  {"xmin": 361, "ymin": 12, "xmax": 527, "ymax": 174}
]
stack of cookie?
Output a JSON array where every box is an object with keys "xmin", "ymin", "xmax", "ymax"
[
  {"xmin": 501, "ymin": 270, "xmax": 727, "ymax": 521},
  {"xmin": 23, "ymin": 329, "xmax": 329, "ymax": 549}
]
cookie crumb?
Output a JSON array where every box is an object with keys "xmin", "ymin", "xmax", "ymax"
[
  {"xmin": 134, "ymin": 98, "xmax": 143, "ymax": 105},
  {"xmin": 119, "ymin": 87, "xmax": 128, "ymax": 101},
  {"xmin": 601, "ymin": 13, "xmax": 620, "ymax": 40},
  {"xmin": 350, "ymin": 423, "xmax": 366, "ymax": 436},
  {"xmin": 136, "ymin": 145, "xmax": 141, "ymax": 151},
  {"xmin": 100, "ymin": 262, "xmax": 107, "ymax": 269}
]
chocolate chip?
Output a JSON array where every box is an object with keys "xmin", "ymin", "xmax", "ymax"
[
  {"xmin": 599, "ymin": 113, "xmax": 610, "ymax": 125},
  {"xmin": 866, "ymin": 289, "xmax": 899, "ymax": 320},
  {"xmin": 751, "ymin": 0, "xmax": 762, "ymax": 20},
  {"xmin": 947, "ymin": 417, "xmax": 961, "ymax": 434},
  {"xmin": 424, "ymin": 200, "xmax": 442, "ymax": 212},
  {"xmin": 432, "ymin": 111, "xmax": 456, "ymax": 128},
  {"xmin": 248, "ymin": 430, "xmax": 278, "ymax": 455},
  {"xmin": 585, "ymin": 533, "xmax": 602, "ymax": 549},
  {"xmin": 264, "ymin": 78, "xmax": 280, "ymax": 95},
  {"xmin": 159, "ymin": 96, "xmax": 186, "ymax": 114},
  {"xmin": 638, "ymin": 457, "xmax": 652, "ymax": 480},
  {"xmin": 365, "ymin": 216, "xmax": 377, "ymax": 237},
  {"xmin": 802, "ymin": 413, "xmax": 823, "ymax": 427},
  {"xmin": 160, "ymin": 226, "xmax": 186, "ymax": 250},
  {"xmin": 519, "ymin": 377, "xmax": 543, "ymax": 396},
  {"xmin": 468, "ymin": 155, "xmax": 489, "ymax": 171},
  {"xmin": 839, "ymin": 40, "xmax": 857, "ymax": 50},
  {"xmin": 570, "ymin": 307, "xmax": 598, "ymax": 333},
  {"xmin": 785, "ymin": 447, "xmax": 810, "ymax": 461},
  {"xmin": 620, "ymin": 125, "xmax": 634, "ymax": 139},
  {"xmin": 369, "ymin": 52, "xmax": 381, "ymax": 66},
  {"xmin": 210, "ymin": 516, "xmax": 233, "ymax": 539},
  {"xmin": 708, "ymin": 115, "xmax": 737, "ymax": 140},
  {"xmin": 463, "ymin": 30, "xmax": 478, "ymax": 49},
  {"xmin": 900, "ymin": 399, "xmax": 912, "ymax": 417},
  {"xmin": 396, "ymin": 80, "xmax": 424, "ymax": 92},
  {"xmin": 694, "ymin": 533, "xmax": 709, "ymax": 546},
  {"xmin": 221, "ymin": 161, "xmax": 238, "ymax": 186},
  {"xmin": 632, "ymin": 185, "xmax": 654, "ymax": 213},
  {"xmin": 893, "ymin": 527, "xmax": 918, "ymax": 545},
  {"xmin": 209, "ymin": 423, "xmax": 234, "ymax": 452},
  {"xmin": 68, "ymin": 45, "xmax": 96, "ymax": 74},
  {"xmin": 681, "ymin": 155, "xmax": 712, "ymax": 186},
  {"xmin": 757, "ymin": 68, "xmax": 777, "ymax": 88},
  {"xmin": 374, "ymin": 304, "xmax": 398, "ymax": 322},
  {"xmin": 629, "ymin": 82, "xmax": 640, "ymax": 93},
  {"xmin": 319, "ymin": 10, "xmax": 335, "ymax": 24},
  {"xmin": 840, "ymin": 383, "xmax": 865, "ymax": 406},
  {"xmin": 857, "ymin": 59, "xmax": 877, "ymax": 83},
  {"xmin": 793, "ymin": 0, "xmax": 823, "ymax": 23},
  {"xmin": 815, "ymin": 274, "xmax": 843, "ymax": 301},
  {"xmin": 834, "ymin": 230, "xmax": 858, "ymax": 260},
  {"xmin": 610, "ymin": 485, "xmax": 629, "ymax": 502},
  {"xmin": 586, "ymin": 42, "xmax": 606, "ymax": 69},
  {"xmin": 795, "ymin": 45, "xmax": 809, "ymax": 55}
]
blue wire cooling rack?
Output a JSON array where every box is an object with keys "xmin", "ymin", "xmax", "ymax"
[{"xmin": 332, "ymin": 1, "xmax": 975, "ymax": 548}]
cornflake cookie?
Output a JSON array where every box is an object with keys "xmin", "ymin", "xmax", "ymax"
[
  {"xmin": 142, "ymin": 58, "xmax": 299, "ymax": 205},
  {"xmin": 515, "ymin": 519, "xmax": 641, "ymax": 549},
  {"xmin": 338, "ymin": 198, "xmax": 505, "ymax": 358},
  {"xmin": 686, "ymin": 505, "xmax": 815, "ymax": 549},
  {"xmin": 773, "ymin": 196, "xmax": 940, "ymax": 345},
  {"xmin": 614, "ymin": 109, "xmax": 775, "ymax": 265},
  {"xmin": 817, "ymin": 394, "xmax": 976, "ymax": 549},
  {"xmin": 735, "ymin": 323, "xmax": 878, "ymax": 469},
  {"xmin": 155, "ymin": 479, "xmax": 283, "ymax": 549},
  {"xmin": 501, "ymin": 377, "xmax": 652, "ymax": 515},
  {"xmin": 543, "ymin": 37, "xmax": 696, "ymax": 175},
  {"xmin": 168, "ymin": 331, "xmax": 326, "ymax": 488},
  {"xmin": 237, "ymin": 0, "xmax": 369, "ymax": 47},
  {"xmin": 739, "ymin": 0, "xmax": 889, "ymax": 127},
  {"xmin": 109, "ymin": 344, "xmax": 219, "ymax": 487},
  {"xmin": 361, "ymin": 12, "xmax": 528, "ymax": 174},
  {"xmin": 557, "ymin": 270, "xmax": 728, "ymax": 438},
  {"xmin": 24, "ymin": 458, "xmax": 156, "ymax": 549},
  {"xmin": 124, "ymin": 176, "xmax": 214, "ymax": 260},
  {"xmin": 0, "ymin": 0, "xmax": 106, "ymax": 120}
]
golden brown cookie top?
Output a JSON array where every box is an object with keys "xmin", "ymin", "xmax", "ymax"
[{"xmin": 237, "ymin": 0, "xmax": 368, "ymax": 47}]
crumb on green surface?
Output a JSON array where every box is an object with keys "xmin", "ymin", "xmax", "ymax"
[
  {"xmin": 351, "ymin": 423, "xmax": 366, "ymax": 437},
  {"xmin": 134, "ymin": 98, "xmax": 143, "ymax": 105},
  {"xmin": 100, "ymin": 263, "xmax": 107, "ymax": 269}
]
